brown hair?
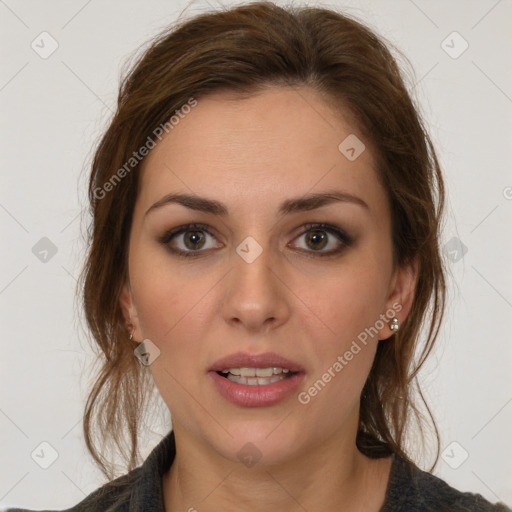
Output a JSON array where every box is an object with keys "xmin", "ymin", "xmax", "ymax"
[{"xmin": 79, "ymin": 1, "xmax": 446, "ymax": 480}]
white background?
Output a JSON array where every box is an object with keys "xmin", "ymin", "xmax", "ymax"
[{"xmin": 1, "ymin": 0, "xmax": 511, "ymax": 509}]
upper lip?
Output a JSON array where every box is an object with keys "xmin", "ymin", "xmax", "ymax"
[{"xmin": 209, "ymin": 351, "xmax": 305, "ymax": 373}]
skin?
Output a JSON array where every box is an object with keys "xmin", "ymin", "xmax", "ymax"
[{"xmin": 120, "ymin": 86, "xmax": 418, "ymax": 512}]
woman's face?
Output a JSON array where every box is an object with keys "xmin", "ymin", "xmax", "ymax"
[{"xmin": 121, "ymin": 86, "xmax": 416, "ymax": 466}]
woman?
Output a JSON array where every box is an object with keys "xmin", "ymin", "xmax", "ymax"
[{"xmin": 7, "ymin": 1, "xmax": 510, "ymax": 511}]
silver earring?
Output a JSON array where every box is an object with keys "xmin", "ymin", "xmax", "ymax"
[
  {"xmin": 127, "ymin": 323, "xmax": 134, "ymax": 341},
  {"xmin": 390, "ymin": 317, "xmax": 399, "ymax": 332}
]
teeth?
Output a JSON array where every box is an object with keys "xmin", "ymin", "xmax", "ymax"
[
  {"xmin": 218, "ymin": 367, "xmax": 295, "ymax": 386},
  {"xmin": 256, "ymin": 368, "xmax": 272, "ymax": 377},
  {"xmin": 225, "ymin": 373, "xmax": 289, "ymax": 386},
  {"xmin": 221, "ymin": 367, "xmax": 291, "ymax": 377},
  {"xmin": 240, "ymin": 367, "xmax": 255, "ymax": 377}
]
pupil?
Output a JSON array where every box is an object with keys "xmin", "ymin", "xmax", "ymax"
[
  {"xmin": 186, "ymin": 231, "xmax": 204, "ymax": 249},
  {"xmin": 307, "ymin": 231, "xmax": 327, "ymax": 250}
]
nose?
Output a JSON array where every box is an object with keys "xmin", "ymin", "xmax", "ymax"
[{"xmin": 221, "ymin": 242, "xmax": 290, "ymax": 334}]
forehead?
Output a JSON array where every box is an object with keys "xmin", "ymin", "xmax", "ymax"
[{"xmin": 136, "ymin": 86, "xmax": 388, "ymax": 223}]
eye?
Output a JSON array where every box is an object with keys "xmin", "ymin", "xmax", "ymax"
[
  {"xmin": 289, "ymin": 223, "xmax": 353, "ymax": 256},
  {"xmin": 159, "ymin": 223, "xmax": 222, "ymax": 258},
  {"xmin": 159, "ymin": 222, "xmax": 354, "ymax": 258}
]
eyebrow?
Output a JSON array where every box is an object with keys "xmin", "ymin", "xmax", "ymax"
[{"xmin": 145, "ymin": 189, "xmax": 369, "ymax": 218}]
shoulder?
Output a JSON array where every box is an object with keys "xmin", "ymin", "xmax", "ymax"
[
  {"xmin": 383, "ymin": 454, "xmax": 512, "ymax": 512},
  {"xmin": 3, "ymin": 430, "xmax": 176, "ymax": 512},
  {"xmin": 3, "ymin": 467, "xmax": 141, "ymax": 512}
]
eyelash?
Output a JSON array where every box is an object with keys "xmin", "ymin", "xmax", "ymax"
[{"xmin": 158, "ymin": 222, "xmax": 354, "ymax": 258}]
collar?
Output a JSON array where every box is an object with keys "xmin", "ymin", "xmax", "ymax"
[{"xmin": 128, "ymin": 429, "xmax": 176, "ymax": 511}]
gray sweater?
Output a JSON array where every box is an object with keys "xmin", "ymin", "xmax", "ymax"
[{"xmin": 5, "ymin": 429, "xmax": 511, "ymax": 511}]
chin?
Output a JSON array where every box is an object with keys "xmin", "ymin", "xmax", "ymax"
[{"xmin": 210, "ymin": 422, "xmax": 307, "ymax": 468}]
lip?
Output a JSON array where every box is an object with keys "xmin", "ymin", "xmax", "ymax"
[
  {"xmin": 208, "ymin": 351, "xmax": 306, "ymax": 407},
  {"xmin": 209, "ymin": 370, "xmax": 305, "ymax": 407},
  {"xmin": 209, "ymin": 351, "xmax": 306, "ymax": 373}
]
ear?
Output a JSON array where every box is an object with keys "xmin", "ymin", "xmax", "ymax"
[
  {"xmin": 119, "ymin": 281, "xmax": 141, "ymax": 342},
  {"xmin": 378, "ymin": 254, "xmax": 419, "ymax": 340}
]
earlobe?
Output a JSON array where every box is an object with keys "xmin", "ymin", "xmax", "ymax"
[{"xmin": 380, "ymin": 254, "xmax": 419, "ymax": 339}]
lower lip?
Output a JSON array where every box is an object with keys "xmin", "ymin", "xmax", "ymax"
[{"xmin": 209, "ymin": 371, "xmax": 305, "ymax": 407}]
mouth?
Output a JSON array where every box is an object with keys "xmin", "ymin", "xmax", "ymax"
[
  {"xmin": 208, "ymin": 351, "xmax": 305, "ymax": 406},
  {"xmin": 216, "ymin": 367, "xmax": 298, "ymax": 386}
]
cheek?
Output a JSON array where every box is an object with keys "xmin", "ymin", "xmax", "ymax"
[
  {"xmin": 290, "ymin": 261, "xmax": 387, "ymax": 412},
  {"xmin": 129, "ymin": 255, "xmax": 220, "ymax": 403},
  {"xmin": 294, "ymin": 260, "xmax": 388, "ymax": 344},
  {"xmin": 133, "ymin": 281, "xmax": 213, "ymax": 360},
  {"xmin": 129, "ymin": 241, "xmax": 209, "ymax": 341},
  {"xmin": 131, "ymin": 269, "xmax": 215, "ymax": 423},
  {"xmin": 295, "ymin": 278, "xmax": 381, "ymax": 423}
]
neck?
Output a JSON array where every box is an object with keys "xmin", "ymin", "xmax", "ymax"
[{"xmin": 162, "ymin": 424, "xmax": 392, "ymax": 512}]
